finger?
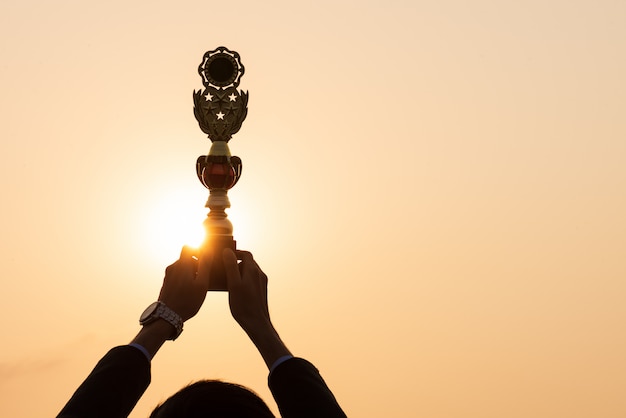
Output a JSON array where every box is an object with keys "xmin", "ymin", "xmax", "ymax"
[
  {"xmin": 195, "ymin": 248, "xmax": 213, "ymax": 290},
  {"xmin": 179, "ymin": 245, "xmax": 199, "ymax": 268},
  {"xmin": 235, "ymin": 250, "xmax": 253, "ymax": 262},
  {"xmin": 164, "ymin": 248, "xmax": 188, "ymax": 278},
  {"xmin": 223, "ymin": 248, "xmax": 242, "ymax": 290},
  {"xmin": 177, "ymin": 246, "xmax": 199, "ymax": 277},
  {"xmin": 180, "ymin": 245, "xmax": 198, "ymax": 260},
  {"xmin": 236, "ymin": 250, "xmax": 265, "ymax": 282}
]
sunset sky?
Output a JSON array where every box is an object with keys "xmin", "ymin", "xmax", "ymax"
[{"xmin": 1, "ymin": 1, "xmax": 625, "ymax": 417}]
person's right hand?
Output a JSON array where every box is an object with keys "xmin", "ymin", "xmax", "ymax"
[
  {"xmin": 223, "ymin": 248, "xmax": 271, "ymax": 332},
  {"xmin": 223, "ymin": 248, "xmax": 292, "ymax": 369}
]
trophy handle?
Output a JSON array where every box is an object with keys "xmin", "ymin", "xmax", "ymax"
[
  {"xmin": 231, "ymin": 156, "xmax": 242, "ymax": 187},
  {"xmin": 196, "ymin": 156, "xmax": 207, "ymax": 185}
]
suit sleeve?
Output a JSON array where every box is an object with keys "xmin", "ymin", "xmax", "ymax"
[
  {"xmin": 57, "ymin": 345, "xmax": 151, "ymax": 418},
  {"xmin": 268, "ymin": 357, "xmax": 347, "ymax": 418}
]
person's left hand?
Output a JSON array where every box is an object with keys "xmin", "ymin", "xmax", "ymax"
[{"xmin": 158, "ymin": 246, "xmax": 212, "ymax": 322}]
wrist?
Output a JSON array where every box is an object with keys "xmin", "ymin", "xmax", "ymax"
[
  {"xmin": 130, "ymin": 320, "xmax": 174, "ymax": 359},
  {"xmin": 244, "ymin": 322, "xmax": 292, "ymax": 369},
  {"xmin": 142, "ymin": 318, "xmax": 176, "ymax": 336}
]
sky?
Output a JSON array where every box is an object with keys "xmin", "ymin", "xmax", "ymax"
[{"xmin": 1, "ymin": 0, "xmax": 625, "ymax": 417}]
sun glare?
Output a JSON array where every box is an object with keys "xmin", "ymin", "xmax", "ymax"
[
  {"xmin": 141, "ymin": 186, "xmax": 208, "ymax": 262},
  {"xmin": 138, "ymin": 183, "xmax": 262, "ymax": 264}
]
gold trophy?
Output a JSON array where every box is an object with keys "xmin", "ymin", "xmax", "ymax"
[{"xmin": 193, "ymin": 46, "xmax": 248, "ymax": 290}]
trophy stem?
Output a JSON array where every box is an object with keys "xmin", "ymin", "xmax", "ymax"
[
  {"xmin": 203, "ymin": 189, "xmax": 236, "ymax": 291},
  {"xmin": 205, "ymin": 189, "xmax": 233, "ymax": 235}
]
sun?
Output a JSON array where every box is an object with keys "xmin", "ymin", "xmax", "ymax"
[
  {"xmin": 137, "ymin": 182, "xmax": 260, "ymax": 264},
  {"xmin": 140, "ymin": 184, "xmax": 209, "ymax": 263}
]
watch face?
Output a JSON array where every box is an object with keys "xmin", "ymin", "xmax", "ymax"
[{"xmin": 140, "ymin": 302, "xmax": 160, "ymax": 323}]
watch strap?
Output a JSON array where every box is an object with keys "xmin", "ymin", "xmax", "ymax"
[{"xmin": 140, "ymin": 301, "xmax": 183, "ymax": 340}]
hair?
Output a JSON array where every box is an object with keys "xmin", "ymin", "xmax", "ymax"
[{"xmin": 149, "ymin": 380, "xmax": 276, "ymax": 418}]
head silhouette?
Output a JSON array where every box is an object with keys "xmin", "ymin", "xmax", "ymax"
[{"xmin": 149, "ymin": 380, "xmax": 275, "ymax": 418}]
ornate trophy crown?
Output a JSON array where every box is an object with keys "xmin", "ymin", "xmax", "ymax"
[{"xmin": 193, "ymin": 46, "xmax": 249, "ymax": 142}]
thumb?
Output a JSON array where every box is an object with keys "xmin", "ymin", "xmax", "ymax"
[{"xmin": 179, "ymin": 245, "xmax": 198, "ymax": 260}]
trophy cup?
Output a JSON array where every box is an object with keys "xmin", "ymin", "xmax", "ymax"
[{"xmin": 193, "ymin": 46, "xmax": 248, "ymax": 290}]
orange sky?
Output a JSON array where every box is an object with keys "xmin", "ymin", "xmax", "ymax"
[{"xmin": 1, "ymin": 1, "xmax": 625, "ymax": 417}]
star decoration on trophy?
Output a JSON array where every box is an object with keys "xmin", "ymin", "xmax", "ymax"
[{"xmin": 193, "ymin": 46, "xmax": 248, "ymax": 290}]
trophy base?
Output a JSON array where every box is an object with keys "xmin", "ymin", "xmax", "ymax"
[{"xmin": 204, "ymin": 236, "xmax": 236, "ymax": 291}]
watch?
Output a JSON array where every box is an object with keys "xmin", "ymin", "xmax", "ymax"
[{"xmin": 139, "ymin": 301, "xmax": 183, "ymax": 340}]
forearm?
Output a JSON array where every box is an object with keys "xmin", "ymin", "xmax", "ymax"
[
  {"xmin": 57, "ymin": 346, "xmax": 151, "ymax": 418},
  {"xmin": 243, "ymin": 319, "xmax": 292, "ymax": 370}
]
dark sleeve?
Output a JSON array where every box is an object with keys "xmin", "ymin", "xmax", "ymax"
[
  {"xmin": 268, "ymin": 357, "xmax": 347, "ymax": 418},
  {"xmin": 57, "ymin": 345, "xmax": 151, "ymax": 418}
]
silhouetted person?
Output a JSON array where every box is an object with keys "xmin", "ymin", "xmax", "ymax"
[{"xmin": 57, "ymin": 247, "xmax": 346, "ymax": 418}]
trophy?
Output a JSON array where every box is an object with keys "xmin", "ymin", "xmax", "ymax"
[{"xmin": 193, "ymin": 46, "xmax": 248, "ymax": 290}]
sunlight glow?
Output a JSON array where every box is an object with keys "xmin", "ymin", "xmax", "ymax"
[
  {"xmin": 136, "ymin": 182, "xmax": 263, "ymax": 264},
  {"xmin": 141, "ymin": 186, "xmax": 208, "ymax": 262}
]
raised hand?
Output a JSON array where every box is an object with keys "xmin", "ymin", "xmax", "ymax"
[{"xmin": 223, "ymin": 248, "xmax": 292, "ymax": 369}]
